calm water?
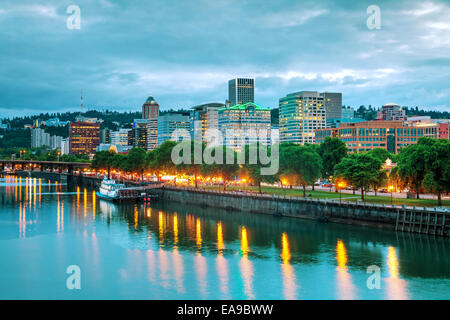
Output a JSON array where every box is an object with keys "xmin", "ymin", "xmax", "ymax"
[{"xmin": 0, "ymin": 176, "xmax": 449, "ymax": 300}]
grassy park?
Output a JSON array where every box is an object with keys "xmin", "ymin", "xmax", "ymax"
[{"xmin": 201, "ymin": 184, "xmax": 450, "ymax": 207}]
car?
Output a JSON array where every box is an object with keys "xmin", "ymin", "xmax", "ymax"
[{"xmin": 322, "ymin": 183, "xmax": 332, "ymax": 188}]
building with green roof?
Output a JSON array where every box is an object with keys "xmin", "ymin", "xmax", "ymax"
[{"xmin": 218, "ymin": 102, "xmax": 271, "ymax": 150}]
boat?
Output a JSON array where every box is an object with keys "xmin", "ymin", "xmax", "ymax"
[{"xmin": 96, "ymin": 178, "xmax": 141, "ymax": 202}]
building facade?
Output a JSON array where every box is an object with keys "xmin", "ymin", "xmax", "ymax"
[
  {"xmin": 133, "ymin": 119, "xmax": 149, "ymax": 150},
  {"xmin": 158, "ymin": 113, "xmax": 190, "ymax": 145},
  {"xmin": 377, "ymin": 103, "xmax": 407, "ymax": 121},
  {"xmin": 141, "ymin": 95, "xmax": 159, "ymax": 150},
  {"xmin": 190, "ymin": 102, "xmax": 224, "ymax": 145},
  {"xmin": 279, "ymin": 91, "xmax": 327, "ymax": 145},
  {"xmin": 218, "ymin": 102, "xmax": 271, "ymax": 150},
  {"xmin": 69, "ymin": 122, "xmax": 100, "ymax": 155},
  {"xmin": 110, "ymin": 128, "xmax": 131, "ymax": 146},
  {"xmin": 315, "ymin": 120, "xmax": 442, "ymax": 154},
  {"xmin": 322, "ymin": 92, "xmax": 342, "ymax": 120},
  {"xmin": 31, "ymin": 128, "xmax": 50, "ymax": 148},
  {"xmin": 228, "ymin": 78, "xmax": 254, "ymax": 106}
]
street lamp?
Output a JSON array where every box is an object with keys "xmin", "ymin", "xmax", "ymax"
[
  {"xmin": 388, "ymin": 185, "xmax": 394, "ymax": 205},
  {"xmin": 337, "ymin": 182, "xmax": 345, "ymax": 203}
]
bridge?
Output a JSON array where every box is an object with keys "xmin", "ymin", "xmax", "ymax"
[{"xmin": 0, "ymin": 160, "xmax": 91, "ymax": 174}]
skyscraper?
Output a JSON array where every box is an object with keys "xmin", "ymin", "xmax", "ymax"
[
  {"xmin": 190, "ymin": 102, "xmax": 224, "ymax": 145},
  {"xmin": 322, "ymin": 92, "xmax": 342, "ymax": 120},
  {"xmin": 218, "ymin": 102, "xmax": 271, "ymax": 150},
  {"xmin": 69, "ymin": 122, "xmax": 100, "ymax": 155},
  {"xmin": 228, "ymin": 78, "xmax": 254, "ymax": 106},
  {"xmin": 142, "ymin": 95, "xmax": 159, "ymax": 150},
  {"xmin": 158, "ymin": 113, "xmax": 190, "ymax": 145},
  {"xmin": 279, "ymin": 91, "xmax": 326, "ymax": 145},
  {"xmin": 142, "ymin": 95, "xmax": 159, "ymax": 119}
]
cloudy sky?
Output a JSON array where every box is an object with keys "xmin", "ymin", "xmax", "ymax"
[{"xmin": 0, "ymin": 0, "xmax": 449, "ymax": 117}]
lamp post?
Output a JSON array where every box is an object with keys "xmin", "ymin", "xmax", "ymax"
[
  {"xmin": 338, "ymin": 182, "xmax": 344, "ymax": 203},
  {"xmin": 388, "ymin": 185, "xmax": 394, "ymax": 205}
]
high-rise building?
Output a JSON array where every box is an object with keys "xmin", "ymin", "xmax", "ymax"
[
  {"xmin": 142, "ymin": 95, "xmax": 160, "ymax": 119},
  {"xmin": 190, "ymin": 102, "xmax": 224, "ymax": 145},
  {"xmin": 377, "ymin": 103, "xmax": 407, "ymax": 121},
  {"xmin": 31, "ymin": 128, "xmax": 50, "ymax": 148},
  {"xmin": 228, "ymin": 78, "xmax": 254, "ymax": 106},
  {"xmin": 141, "ymin": 95, "xmax": 159, "ymax": 150},
  {"xmin": 133, "ymin": 119, "xmax": 149, "ymax": 150},
  {"xmin": 50, "ymin": 135, "xmax": 62, "ymax": 150},
  {"xmin": 218, "ymin": 102, "xmax": 271, "ymax": 150},
  {"xmin": 69, "ymin": 122, "xmax": 100, "ymax": 155},
  {"xmin": 100, "ymin": 128, "xmax": 111, "ymax": 144},
  {"xmin": 279, "ymin": 91, "xmax": 327, "ymax": 145},
  {"xmin": 322, "ymin": 92, "xmax": 342, "ymax": 120},
  {"xmin": 61, "ymin": 138, "xmax": 69, "ymax": 155},
  {"xmin": 158, "ymin": 113, "xmax": 190, "ymax": 145},
  {"xmin": 110, "ymin": 129, "xmax": 131, "ymax": 146}
]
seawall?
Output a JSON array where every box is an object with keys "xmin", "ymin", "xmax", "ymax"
[{"xmin": 158, "ymin": 186, "xmax": 449, "ymax": 237}]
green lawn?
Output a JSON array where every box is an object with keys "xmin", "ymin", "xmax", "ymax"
[{"xmin": 199, "ymin": 184, "xmax": 449, "ymax": 208}]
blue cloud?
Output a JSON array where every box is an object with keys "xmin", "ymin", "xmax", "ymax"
[{"xmin": 0, "ymin": 0, "xmax": 449, "ymax": 117}]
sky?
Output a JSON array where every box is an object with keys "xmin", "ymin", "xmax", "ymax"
[{"xmin": 0, "ymin": 0, "xmax": 450, "ymax": 117}]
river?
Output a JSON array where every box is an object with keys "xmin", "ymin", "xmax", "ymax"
[{"xmin": 0, "ymin": 176, "xmax": 449, "ymax": 299}]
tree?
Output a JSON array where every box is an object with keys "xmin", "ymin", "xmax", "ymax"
[
  {"xmin": 419, "ymin": 138, "xmax": 450, "ymax": 206},
  {"xmin": 368, "ymin": 148, "xmax": 392, "ymax": 163},
  {"xmin": 126, "ymin": 148, "xmax": 147, "ymax": 180},
  {"xmin": 318, "ymin": 137, "xmax": 347, "ymax": 190},
  {"xmin": 91, "ymin": 150, "xmax": 116, "ymax": 178},
  {"xmin": 202, "ymin": 145, "xmax": 238, "ymax": 191},
  {"xmin": 334, "ymin": 153, "xmax": 382, "ymax": 201},
  {"xmin": 396, "ymin": 143, "xmax": 428, "ymax": 199},
  {"xmin": 280, "ymin": 143, "xmax": 322, "ymax": 197},
  {"xmin": 175, "ymin": 140, "xmax": 205, "ymax": 188},
  {"xmin": 240, "ymin": 143, "xmax": 278, "ymax": 193},
  {"xmin": 150, "ymin": 141, "xmax": 178, "ymax": 179}
]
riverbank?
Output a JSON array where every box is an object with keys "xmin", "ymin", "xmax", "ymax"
[{"xmin": 157, "ymin": 186, "xmax": 450, "ymax": 237}]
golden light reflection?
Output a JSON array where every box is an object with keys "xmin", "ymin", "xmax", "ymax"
[
  {"xmin": 196, "ymin": 218, "xmax": 202, "ymax": 250},
  {"xmin": 385, "ymin": 246, "xmax": 408, "ymax": 300},
  {"xmin": 92, "ymin": 191, "xmax": 96, "ymax": 219},
  {"xmin": 83, "ymin": 188, "xmax": 87, "ymax": 217},
  {"xmin": 335, "ymin": 240, "xmax": 355, "ymax": 300},
  {"xmin": 159, "ymin": 211, "xmax": 164, "ymax": 242},
  {"xmin": 280, "ymin": 232, "xmax": 297, "ymax": 300},
  {"xmin": 134, "ymin": 205, "xmax": 138, "ymax": 230},
  {"xmin": 173, "ymin": 214, "xmax": 178, "ymax": 246},
  {"xmin": 217, "ymin": 222, "xmax": 225, "ymax": 253},
  {"xmin": 216, "ymin": 222, "xmax": 229, "ymax": 298},
  {"xmin": 239, "ymin": 226, "xmax": 255, "ymax": 299},
  {"xmin": 76, "ymin": 186, "xmax": 80, "ymax": 210},
  {"xmin": 146, "ymin": 207, "xmax": 151, "ymax": 218}
]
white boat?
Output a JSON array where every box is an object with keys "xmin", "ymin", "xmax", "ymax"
[{"xmin": 96, "ymin": 178, "xmax": 139, "ymax": 201}]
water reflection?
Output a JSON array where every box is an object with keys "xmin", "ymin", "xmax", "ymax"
[
  {"xmin": 240, "ymin": 226, "xmax": 255, "ymax": 299},
  {"xmin": 216, "ymin": 222, "xmax": 230, "ymax": 298},
  {"xmin": 385, "ymin": 246, "xmax": 408, "ymax": 300},
  {"xmin": 1, "ymin": 177, "xmax": 450, "ymax": 299},
  {"xmin": 335, "ymin": 240, "xmax": 356, "ymax": 300},
  {"xmin": 281, "ymin": 233, "xmax": 297, "ymax": 300}
]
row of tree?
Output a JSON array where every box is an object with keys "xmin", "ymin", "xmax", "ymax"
[{"xmin": 91, "ymin": 137, "xmax": 450, "ymax": 205}]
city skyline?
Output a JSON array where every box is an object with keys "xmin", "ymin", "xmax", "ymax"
[{"xmin": 1, "ymin": 0, "xmax": 450, "ymax": 117}]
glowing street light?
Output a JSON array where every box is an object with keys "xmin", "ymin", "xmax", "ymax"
[{"xmin": 388, "ymin": 185, "xmax": 394, "ymax": 205}]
